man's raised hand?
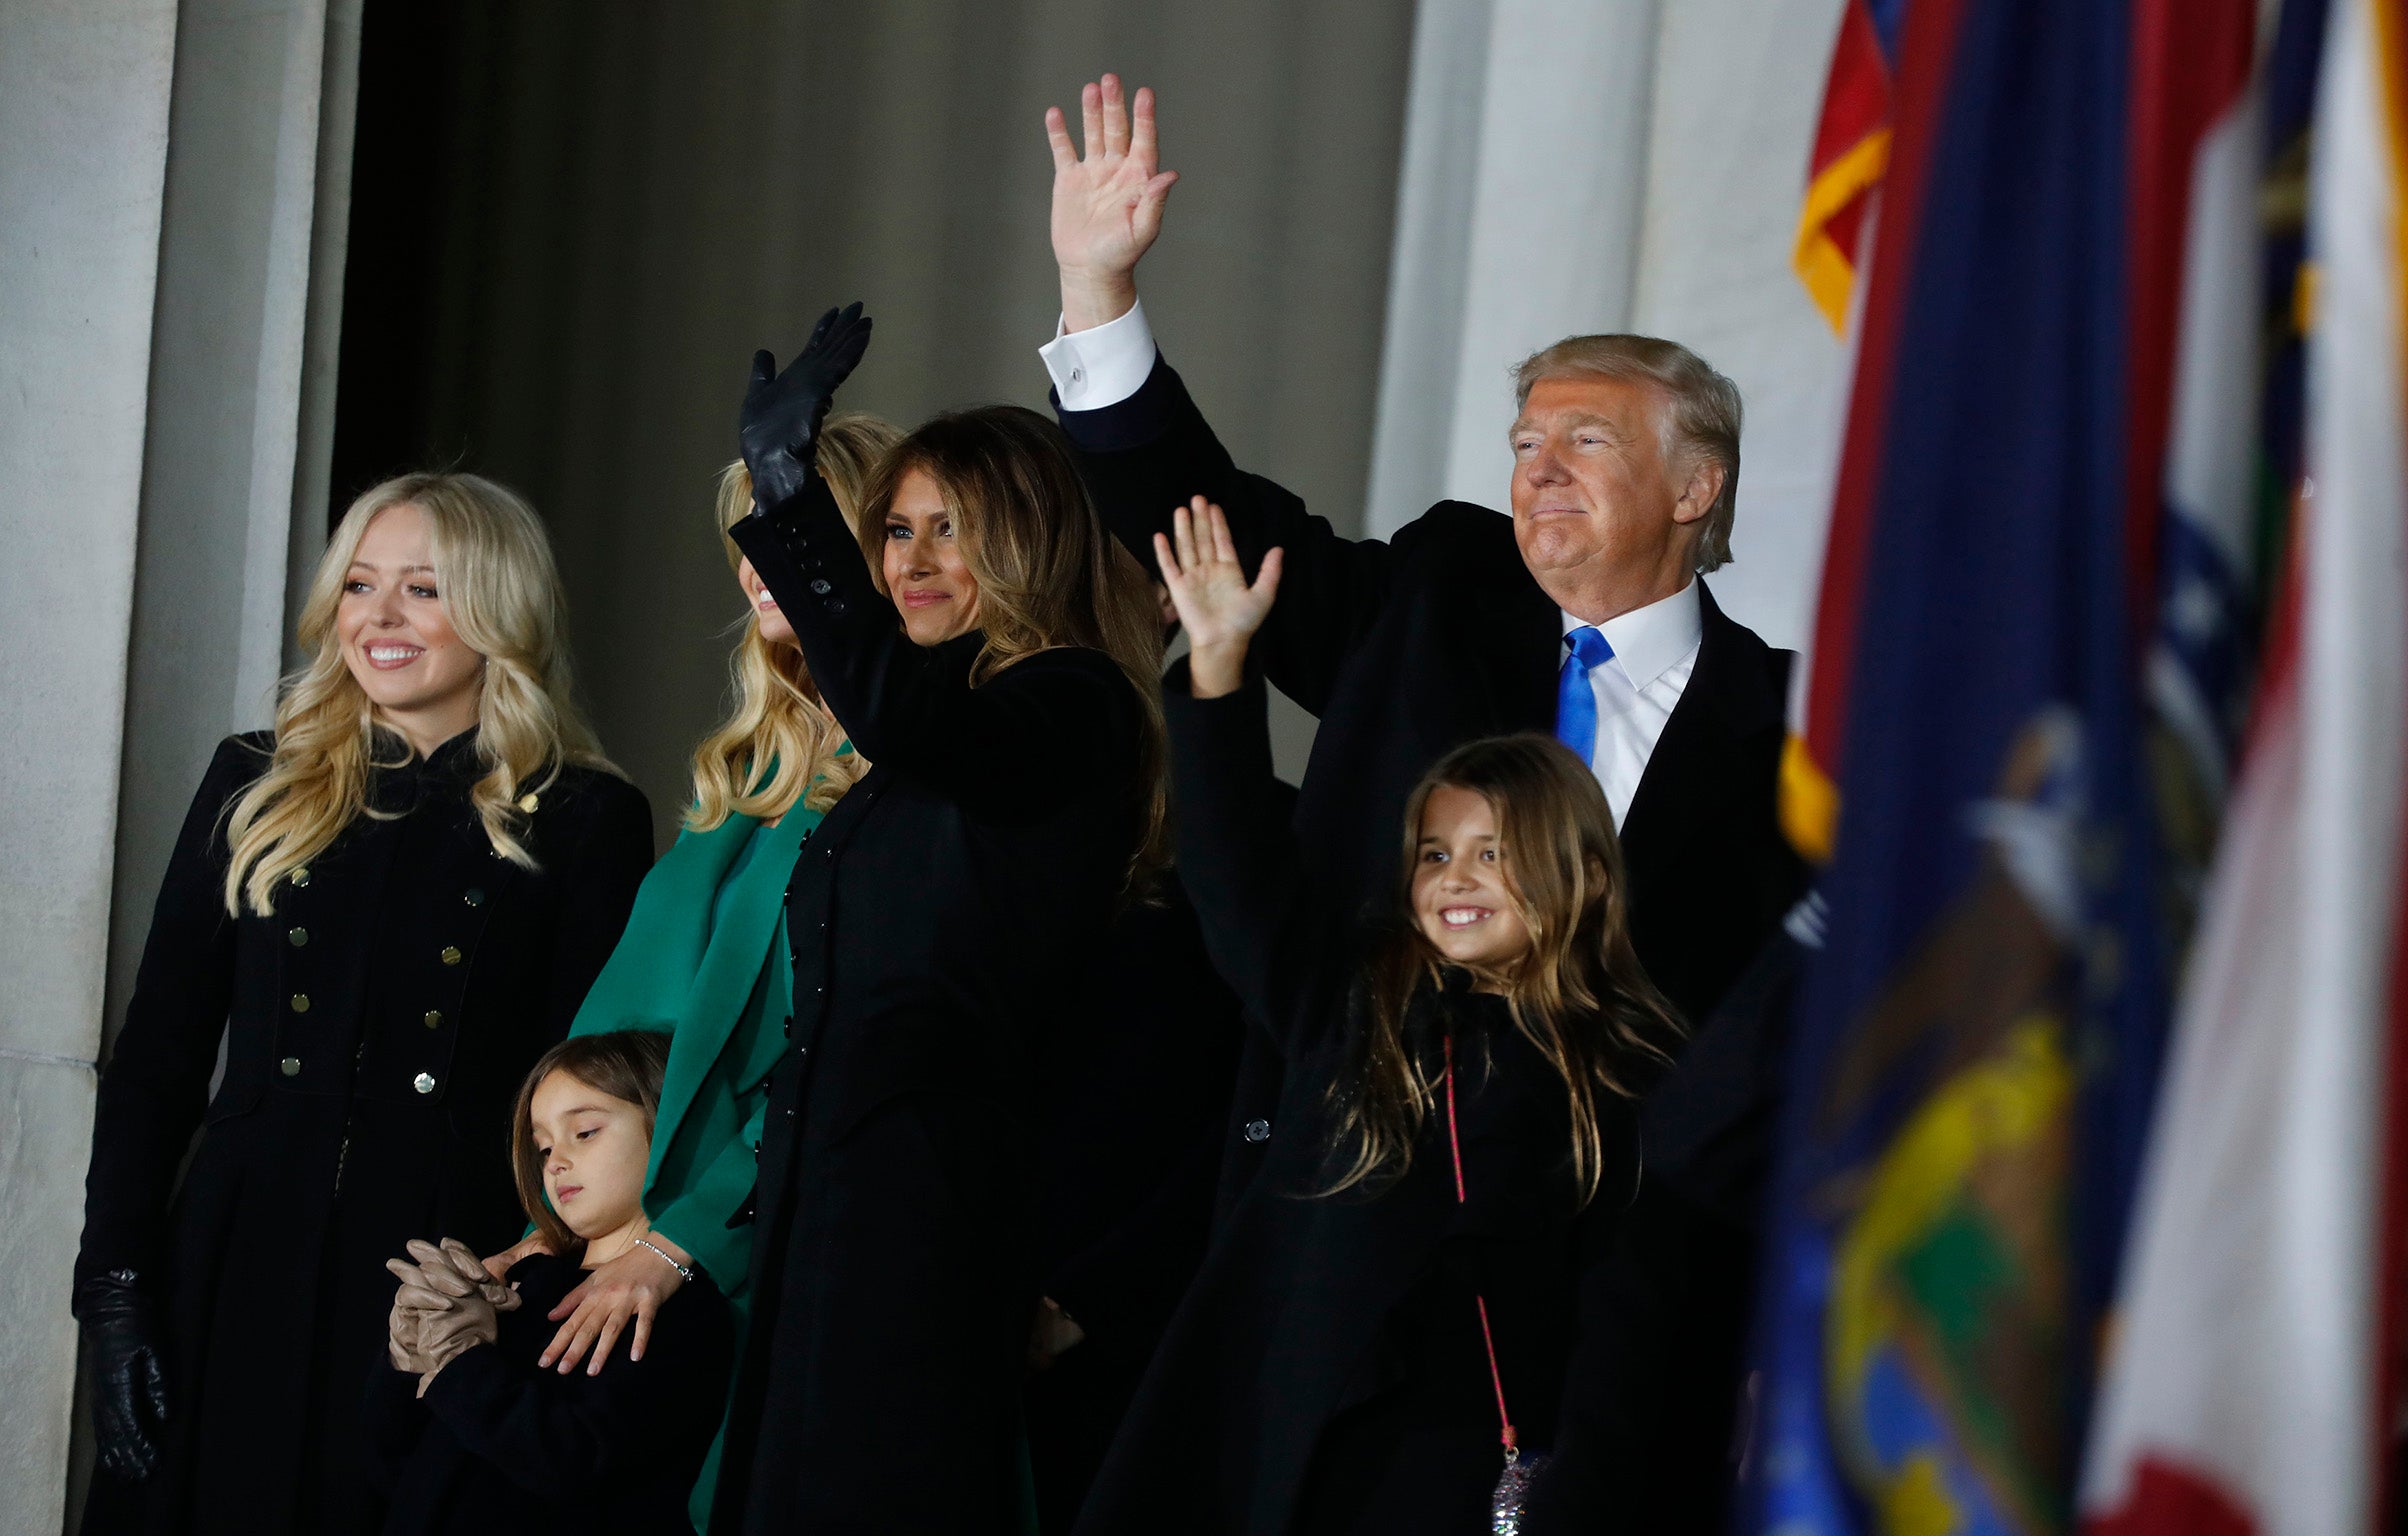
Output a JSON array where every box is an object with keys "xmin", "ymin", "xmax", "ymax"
[
  {"xmin": 1154, "ymin": 496, "xmax": 1282, "ymax": 700},
  {"xmin": 1046, "ymin": 74, "xmax": 1177, "ymax": 332}
]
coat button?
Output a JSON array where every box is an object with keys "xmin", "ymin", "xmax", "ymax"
[
  {"xmin": 422, "ymin": 1009, "xmax": 443, "ymax": 1030},
  {"xmin": 289, "ymin": 993, "xmax": 310, "ymax": 1014},
  {"xmin": 286, "ymin": 926, "xmax": 308, "ymax": 947},
  {"xmin": 279, "ymin": 1057, "xmax": 302, "ymax": 1077},
  {"xmin": 518, "ymin": 792, "xmax": 540, "ymax": 813},
  {"xmin": 290, "ymin": 866, "xmax": 311, "ymax": 888},
  {"xmin": 809, "ymin": 578, "xmax": 833, "ymax": 596},
  {"xmin": 413, "ymin": 1072, "xmax": 437, "ymax": 1094},
  {"xmin": 463, "ymin": 887, "xmax": 486, "ymax": 908},
  {"xmin": 1244, "ymin": 1118, "xmax": 1271, "ymax": 1143},
  {"xmin": 440, "ymin": 946, "xmax": 463, "ymax": 966}
]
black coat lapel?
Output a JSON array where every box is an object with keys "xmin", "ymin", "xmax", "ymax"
[{"xmin": 1619, "ymin": 582, "xmax": 1785, "ymax": 869}]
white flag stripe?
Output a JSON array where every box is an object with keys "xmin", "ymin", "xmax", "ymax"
[{"xmin": 2080, "ymin": 1, "xmax": 2408, "ymax": 1531}]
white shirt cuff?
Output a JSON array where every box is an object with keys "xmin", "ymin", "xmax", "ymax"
[{"xmin": 1040, "ymin": 298, "xmax": 1157, "ymax": 411}]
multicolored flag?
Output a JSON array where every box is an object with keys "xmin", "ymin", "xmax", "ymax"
[
  {"xmin": 1746, "ymin": 0, "xmax": 2173, "ymax": 1529},
  {"xmin": 1795, "ymin": 0, "xmax": 1908, "ymax": 335},
  {"xmin": 2079, "ymin": 1, "xmax": 2408, "ymax": 1530}
]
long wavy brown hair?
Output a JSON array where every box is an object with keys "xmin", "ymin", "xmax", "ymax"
[
  {"xmin": 686, "ymin": 413, "xmax": 901, "ymax": 831},
  {"xmin": 852, "ymin": 405, "xmax": 1169, "ymax": 890},
  {"xmin": 1324, "ymin": 734, "xmax": 1683, "ymax": 1204}
]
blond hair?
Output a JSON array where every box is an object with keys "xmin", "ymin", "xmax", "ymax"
[
  {"xmin": 1512, "ymin": 334, "xmax": 1744, "ymax": 572},
  {"xmin": 686, "ymin": 412, "xmax": 901, "ymax": 831},
  {"xmin": 854, "ymin": 406, "xmax": 1169, "ymax": 891},
  {"xmin": 222, "ymin": 473, "xmax": 609, "ymax": 916},
  {"xmin": 1325, "ymin": 734, "xmax": 1682, "ymax": 1204}
]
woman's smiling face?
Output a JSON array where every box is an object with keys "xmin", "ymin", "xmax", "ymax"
[
  {"xmin": 335, "ymin": 503, "xmax": 485, "ymax": 744},
  {"xmin": 880, "ymin": 467, "xmax": 983, "ymax": 646}
]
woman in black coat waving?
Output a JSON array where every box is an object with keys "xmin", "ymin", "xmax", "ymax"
[
  {"xmin": 74, "ymin": 473, "xmax": 654, "ymax": 1536},
  {"xmin": 709, "ymin": 305, "xmax": 1166, "ymax": 1533},
  {"xmin": 1074, "ymin": 500, "xmax": 1681, "ymax": 1535}
]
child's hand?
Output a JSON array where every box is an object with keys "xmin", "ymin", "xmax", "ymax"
[
  {"xmin": 540, "ymin": 1236, "xmax": 691, "ymax": 1376},
  {"xmin": 1151, "ymin": 496, "xmax": 1282, "ymax": 699}
]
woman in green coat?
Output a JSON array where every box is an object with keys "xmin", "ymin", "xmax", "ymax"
[{"xmin": 513, "ymin": 415, "xmax": 898, "ymax": 1530}]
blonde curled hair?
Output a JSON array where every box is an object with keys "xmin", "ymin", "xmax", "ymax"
[
  {"xmin": 222, "ymin": 473, "xmax": 609, "ymax": 916},
  {"xmin": 686, "ymin": 412, "xmax": 902, "ymax": 831}
]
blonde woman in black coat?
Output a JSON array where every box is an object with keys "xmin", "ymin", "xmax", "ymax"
[{"xmin": 74, "ymin": 473, "xmax": 653, "ymax": 1536}]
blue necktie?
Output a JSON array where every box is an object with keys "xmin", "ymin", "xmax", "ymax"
[{"xmin": 1555, "ymin": 626, "xmax": 1615, "ymax": 764}]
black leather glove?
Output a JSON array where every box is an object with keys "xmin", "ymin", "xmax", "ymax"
[
  {"xmin": 738, "ymin": 301, "xmax": 873, "ymax": 512},
  {"xmin": 77, "ymin": 1269, "xmax": 170, "ymax": 1481}
]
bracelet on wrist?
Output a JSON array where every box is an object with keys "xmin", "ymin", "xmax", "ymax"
[{"xmin": 631, "ymin": 1236, "xmax": 694, "ymax": 1283}]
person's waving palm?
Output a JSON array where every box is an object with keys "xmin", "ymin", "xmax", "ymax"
[
  {"xmin": 1154, "ymin": 496, "xmax": 1283, "ymax": 699},
  {"xmin": 1046, "ymin": 73, "xmax": 1177, "ymax": 330}
]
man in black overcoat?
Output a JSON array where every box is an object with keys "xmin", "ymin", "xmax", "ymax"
[{"xmin": 1038, "ymin": 77, "xmax": 1813, "ymax": 1525}]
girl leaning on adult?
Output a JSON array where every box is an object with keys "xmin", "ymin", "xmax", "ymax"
[
  {"xmin": 706, "ymin": 305, "xmax": 1166, "ymax": 1534},
  {"xmin": 73, "ymin": 474, "xmax": 654, "ymax": 1536},
  {"xmin": 503, "ymin": 415, "xmax": 898, "ymax": 1533}
]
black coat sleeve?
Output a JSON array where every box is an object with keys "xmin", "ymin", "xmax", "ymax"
[
  {"xmin": 357, "ymin": 1355, "xmax": 427, "ymax": 1496},
  {"xmin": 1161, "ymin": 671, "xmax": 1354, "ymax": 1063},
  {"xmin": 537, "ymin": 774, "xmax": 655, "ymax": 1038},
  {"xmin": 1058, "ymin": 358, "xmax": 1397, "ymax": 717},
  {"xmin": 75, "ymin": 735, "xmax": 269, "ymax": 1293},
  {"xmin": 416, "ymin": 1290, "xmax": 735, "ymax": 1494},
  {"xmin": 728, "ymin": 480, "xmax": 1139, "ymax": 815}
]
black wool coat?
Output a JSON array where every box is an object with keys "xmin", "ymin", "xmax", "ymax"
[
  {"xmin": 1027, "ymin": 872, "xmax": 1247, "ymax": 1532},
  {"xmin": 361, "ymin": 1251, "xmax": 735, "ymax": 1534},
  {"xmin": 712, "ymin": 477, "xmax": 1149, "ymax": 1535},
  {"xmin": 75, "ymin": 731, "xmax": 653, "ymax": 1536},
  {"xmin": 1071, "ymin": 678, "xmax": 1642, "ymax": 1536}
]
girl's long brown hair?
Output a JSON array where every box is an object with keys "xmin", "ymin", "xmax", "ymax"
[
  {"xmin": 853, "ymin": 406, "xmax": 1169, "ymax": 890},
  {"xmin": 510, "ymin": 1031, "xmax": 671, "ymax": 1258},
  {"xmin": 1324, "ymin": 734, "xmax": 1683, "ymax": 1204},
  {"xmin": 686, "ymin": 413, "xmax": 901, "ymax": 831}
]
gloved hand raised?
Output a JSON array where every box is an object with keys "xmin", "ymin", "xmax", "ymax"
[
  {"xmin": 385, "ymin": 1238, "xmax": 521, "ymax": 1395},
  {"xmin": 739, "ymin": 302, "xmax": 873, "ymax": 513},
  {"xmin": 77, "ymin": 1269, "xmax": 170, "ymax": 1481}
]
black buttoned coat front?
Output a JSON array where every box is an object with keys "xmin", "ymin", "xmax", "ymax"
[{"xmin": 76, "ymin": 731, "xmax": 652, "ymax": 1536}]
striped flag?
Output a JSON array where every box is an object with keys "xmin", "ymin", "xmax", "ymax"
[
  {"xmin": 1795, "ymin": 0, "xmax": 1908, "ymax": 336},
  {"xmin": 2077, "ymin": 1, "xmax": 2408, "ymax": 1531}
]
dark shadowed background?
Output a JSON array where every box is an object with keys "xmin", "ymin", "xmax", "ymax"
[{"xmin": 329, "ymin": 0, "xmax": 1419, "ymax": 837}]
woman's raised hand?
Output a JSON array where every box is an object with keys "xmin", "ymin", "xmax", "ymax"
[
  {"xmin": 1046, "ymin": 73, "xmax": 1178, "ymax": 332},
  {"xmin": 538, "ymin": 1236, "xmax": 688, "ymax": 1376},
  {"xmin": 1153, "ymin": 496, "xmax": 1282, "ymax": 700},
  {"xmin": 739, "ymin": 302, "xmax": 873, "ymax": 512}
]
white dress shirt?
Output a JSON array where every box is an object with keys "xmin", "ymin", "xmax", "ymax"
[
  {"xmin": 1040, "ymin": 302, "xmax": 1702, "ymax": 827},
  {"xmin": 1568, "ymin": 584, "xmax": 1702, "ymax": 828}
]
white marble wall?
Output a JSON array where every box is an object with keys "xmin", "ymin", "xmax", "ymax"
[{"xmin": 0, "ymin": 0, "xmax": 358, "ymax": 1527}]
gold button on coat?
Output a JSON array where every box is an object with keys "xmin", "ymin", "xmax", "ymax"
[
  {"xmin": 279, "ymin": 1057, "xmax": 301, "ymax": 1076},
  {"xmin": 439, "ymin": 946, "xmax": 462, "ymax": 966},
  {"xmin": 413, "ymin": 1072, "xmax": 436, "ymax": 1094},
  {"xmin": 289, "ymin": 993, "xmax": 310, "ymax": 1013},
  {"xmin": 422, "ymin": 1009, "xmax": 443, "ymax": 1030},
  {"xmin": 290, "ymin": 867, "xmax": 310, "ymax": 888},
  {"xmin": 286, "ymin": 926, "xmax": 308, "ymax": 947}
]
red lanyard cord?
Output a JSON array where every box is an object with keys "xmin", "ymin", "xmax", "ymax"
[{"xmin": 1441, "ymin": 1033, "xmax": 1519, "ymax": 1459}]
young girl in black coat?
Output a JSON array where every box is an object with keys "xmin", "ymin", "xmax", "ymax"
[
  {"xmin": 363, "ymin": 1031, "xmax": 734, "ymax": 1534},
  {"xmin": 1074, "ymin": 500, "xmax": 1683, "ymax": 1536}
]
